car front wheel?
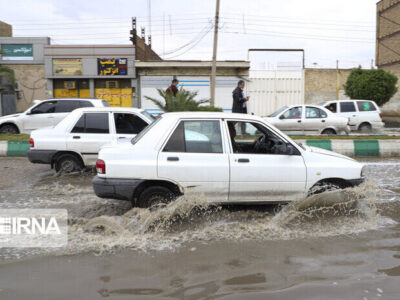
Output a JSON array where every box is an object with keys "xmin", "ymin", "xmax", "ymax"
[
  {"xmin": 0, "ymin": 124, "xmax": 19, "ymax": 134},
  {"xmin": 137, "ymin": 186, "xmax": 176, "ymax": 208},
  {"xmin": 55, "ymin": 154, "xmax": 83, "ymax": 173}
]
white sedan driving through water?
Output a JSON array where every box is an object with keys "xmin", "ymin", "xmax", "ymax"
[
  {"xmin": 265, "ymin": 105, "xmax": 350, "ymax": 135},
  {"xmin": 93, "ymin": 112, "xmax": 364, "ymax": 208}
]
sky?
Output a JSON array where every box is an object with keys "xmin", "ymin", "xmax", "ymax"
[{"xmin": 0, "ymin": 0, "xmax": 379, "ymax": 69}]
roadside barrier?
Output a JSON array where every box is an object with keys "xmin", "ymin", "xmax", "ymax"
[{"xmin": 0, "ymin": 139, "xmax": 400, "ymax": 158}]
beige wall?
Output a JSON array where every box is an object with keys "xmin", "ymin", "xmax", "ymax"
[
  {"xmin": 305, "ymin": 68, "xmax": 400, "ymax": 109},
  {"xmin": 3, "ymin": 64, "xmax": 46, "ymax": 112},
  {"xmin": 137, "ymin": 67, "xmax": 249, "ymax": 77},
  {"xmin": 304, "ymin": 68, "xmax": 352, "ymax": 104},
  {"xmin": 376, "ymin": 0, "xmax": 400, "ymax": 68}
]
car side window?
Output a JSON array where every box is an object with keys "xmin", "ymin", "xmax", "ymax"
[
  {"xmin": 306, "ymin": 107, "xmax": 327, "ymax": 118},
  {"xmin": 79, "ymin": 101, "xmax": 94, "ymax": 108},
  {"xmin": 281, "ymin": 107, "xmax": 302, "ymax": 119},
  {"xmin": 357, "ymin": 101, "xmax": 377, "ymax": 112},
  {"xmin": 71, "ymin": 113, "xmax": 109, "ymax": 134},
  {"xmin": 114, "ymin": 113, "xmax": 148, "ymax": 134},
  {"xmin": 227, "ymin": 121, "xmax": 297, "ymax": 155},
  {"xmin": 340, "ymin": 102, "xmax": 356, "ymax": 112},
  {"xmin": 325, "ymin": 103, "xmax": 337, "ymax": 113},
  {"xmin": 163, "ymin": 120, "xmax": 223, "ymax": 153},
  {"xmin": 30, "ymin": 101, "xmax": 57, "ymax": 114},
  {"xmin": 55, "ymin": 100, "xmax": 80, "ymax": 113}
]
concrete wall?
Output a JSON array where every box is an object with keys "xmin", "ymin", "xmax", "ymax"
[
  {"xmin": 1, "ymin": 64, "xmax": 46, "ymax": 112},
  {"xmin": 376, "ymin": 0, "xmax": 400, "ymax": 68}
]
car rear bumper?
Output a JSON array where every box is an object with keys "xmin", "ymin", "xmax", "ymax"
[
  {"xmin": 372, "ymin": 121, "xmax": 385, "ymax": 129},
  {"xmin": 348, "ymin": 177, "xmax": 365, "ymax": 187},
  {"xmin": 27, "ymin": 149, "xmax": 57, "ymax": 164},
  {"xmin": 92, "ymin": 176, "xmax": 143, "ymax": 201}
]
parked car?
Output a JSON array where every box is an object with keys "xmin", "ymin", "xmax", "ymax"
[
  {"xmin": 27, "ymin": 107, "xmax": 155, "ymax": 172},
  {"xmin": 319, "ymin": 100, "xmax": 384, "ymax": 133},
  {"xmin": 0, "ymin": 98, "xmax": 110, "ymax": 134},
  {"xmin": 92, "ymin": 112, "xmax": 365, "ymax": 208},
  {"xmin": 264, "ymin": 105, "xmax": 350, "ymax": 135}
]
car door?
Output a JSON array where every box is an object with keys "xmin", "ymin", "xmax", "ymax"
[
  {"xmin": 276, "ymin": 106, "xmax": 304, "ymax": 133},
  {"xmin": 21, "ymin": 100, "xmax": 58, "ymax": 132},
  {"xmin": 339, "ymin": 101, "xmax": 358, "ymax": 130},
  {"xmin": 53, "ymin": 100, "xmax": 80, "ymax": 125},
  {"xmin": 66, "ymin": 112, "xmax": 112, "ymax": 166},
  {"xmin": 113, "ymin": 112, "xmax": 149, "ymax": 141},
  {"xmin": 157, "ymin": 119, "xmax": 230, "ymax": 202},
  {"xmin": 226, "ymin": 120, "xmax": 306, "ymax": 203},
  {"xmin": 302, "ymin": 106, "xmax": 327, "ymax": 133}
]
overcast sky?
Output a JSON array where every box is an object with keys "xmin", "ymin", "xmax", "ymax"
[{"xmin": 0, "ymin": 0, "xmax": 379, "ymax": 69}]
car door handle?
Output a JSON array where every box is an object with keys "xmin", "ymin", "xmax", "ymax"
[
  {"xmin": 238, "ymin": 158, "xmax": 250, "ymax": 163},
  {"xmin": 352, "ymin": 115, "xmax": 356, "ymax": 117},
  {"xmin": 167, "ymin": 157, "xmax": 179, "ymax": 161},
  {"xmin": 73, "ymin": 136, "xmax": 81, "ymax": 139},
  {"xmin": 118, "ymin": 137, "xmax": 127, "ymax": 139},
  {"xmin": 321, "ymin": 120, "xmax": 326, "ymax": 123},
  {"xmin": 47, "ymin": 116, "xmax": 54, "ymax": 119},
  {"xmin": 297, "ymin": 120, "xmax": 302, "ymax": 123}
]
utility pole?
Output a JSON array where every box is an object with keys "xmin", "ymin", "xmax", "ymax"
[
  {"xmin": 210, "ymin": 0, "xmax": 220, "ymax": 107},
  {"xmin": 130, "ymin": 17, "xmax": 136, "ymax": 46},
  {"xmin": 336, "ymin": 60, "xmax": 340, "ymax": 100}
]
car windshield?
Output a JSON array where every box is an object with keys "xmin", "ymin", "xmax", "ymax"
[
  {"xmin": 141, "ymin": 111, "xmax": 156, "ymax": 122},
  {"xmin": 269, "ymin": 106, "xmax": 288, "ymax": 117},
  {"xmin": 131, "ymin": 116, "xmax": 162, "ymax": 145}
]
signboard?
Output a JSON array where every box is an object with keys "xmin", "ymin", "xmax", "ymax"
[
  {"xmin": 1, "ymin": 44, "xmax": 33, "ymax": 60},
  {"xmin": 53, "ymin": 59, "xmax": 82, "ymax": 76},
  {"xmin": 98, "ymin": 58, "xmax": 127, "ymax": 76}
]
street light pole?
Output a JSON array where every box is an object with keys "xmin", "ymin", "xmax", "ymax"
[{"xmin": 210, "ymin": 0, "xmax": 220, "ymax": 107}]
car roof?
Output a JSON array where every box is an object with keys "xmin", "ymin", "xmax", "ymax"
[
  {"xmin": 72, "ymin": 107, "xmax": 144, "ymax": 113},
  {"xmin": 160, "ymin": 111, "xmax": 265, "ymax": 121}
]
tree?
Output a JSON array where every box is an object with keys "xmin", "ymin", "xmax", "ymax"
[
  {"xmin": 145, "ymin": 87, "xmax": 223, "ymax": 112},
  {"xmin": 344, "ymin": 67, "xmax": 398, "ymax": 106}
]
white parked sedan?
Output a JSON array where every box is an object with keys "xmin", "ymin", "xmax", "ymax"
[
  {"xmin": 0, "ymin": 98, "xmax": 110, "ymax": 134},
  {"xmin": 27, "ymin": 107, "xmax": 155, "ymax": 172},
  {"xmin": 93, "ymin": 112, "xmax": 365, "ymax": 207},
  {"xmin": 265, "ymin": 105, "xmax": 350, "ymax": 135}
]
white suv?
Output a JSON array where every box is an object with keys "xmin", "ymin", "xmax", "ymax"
[
  {"xmin": 27, "ymin": 107, "xmax": 155, "ymax": 172},
  {"xmin": 319, "ymin": 100, "xmax": 385, "ymax": 133},
  {"xmin": 0, "ymin": 98, "xmax": 110, "ymax": 134},
  {"xmin": 93, "ymin": 112, "xmax": 365, "ymax": 207}
]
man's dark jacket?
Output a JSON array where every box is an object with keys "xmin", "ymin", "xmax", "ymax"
[
  {"xmin": 166, "ymin": 85, "xmax": 178, "ymax": 96},
  {"xmin": 232, "ymin": 87, "xmax": 247, "ymax": 113}
]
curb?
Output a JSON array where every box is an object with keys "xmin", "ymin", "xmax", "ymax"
[
  {"xmin": 0, "ymin": 141, "xmax": 30, "ymax": 157},
  {"xmin": 297, "ymin": 139, "xmax": 400, "ymax": 157},
  {"xmin": 0, "ymin": 139, "xmax": 400, "ymax": 158}
]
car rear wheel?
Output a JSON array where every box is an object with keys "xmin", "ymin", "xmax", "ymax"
[
  {"xmin": 55, "ymin": 154, "xmax": 83, "ymax": 173},
  {"xmin": 321, "ymin": 128, "xmax": 336, "ymax": 135},
  {"xmin": 137, "ymin": 186, "xmax": 176, "ymax": 208},
  {"xmin": 0, "ymin": 124, "xmax": 19, "ymax": 134},
  {"xmin": 359, "ymin": 123, "xmax": 372, "ymax": 133}
]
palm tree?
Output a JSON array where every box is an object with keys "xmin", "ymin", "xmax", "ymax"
[{"xmin": 145, "ymin": 87, "xmax": 222, "ymax": 112}]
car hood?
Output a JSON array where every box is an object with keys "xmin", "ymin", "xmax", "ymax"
[
  {"xmin": 0, "ymin": 113, "xmax": 21, "ymax": 120},
  {"xmin": 304, "ymin": 145, "xmax": 355, "ymax": 161}
]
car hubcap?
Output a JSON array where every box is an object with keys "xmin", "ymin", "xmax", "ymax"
[{"xmin": 60, "ymin": 160, "xmax": 75, "ymax": 172}]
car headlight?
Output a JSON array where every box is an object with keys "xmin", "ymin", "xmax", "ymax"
[{"xmin": 361, "ymin": 166, "xmax": 366, "ymax": 178}]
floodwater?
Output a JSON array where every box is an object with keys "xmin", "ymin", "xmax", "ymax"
[{"xmin": 0, "ymin": 157, "xmax": 400, "ymax": 299}]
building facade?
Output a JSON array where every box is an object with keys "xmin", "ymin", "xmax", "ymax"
[
  {"xmin": 44, "ymin": 45, "xmax": 137, "ymax": 107},
  {"xmin": 0, "ymin": 37, "xmax": 49, "ymax": 112},
  {"xmin": 376, "ymin": 0, "xmax": 400, "ymax": 69}
]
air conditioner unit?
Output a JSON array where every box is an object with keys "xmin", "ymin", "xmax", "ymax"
[
  {"xmin": 64, "ymin": 81, "xmax": 76, "ymax": 89},
  {"xmin": 106, "ymin": 81, "xmax": 119, "ymax": 89}
]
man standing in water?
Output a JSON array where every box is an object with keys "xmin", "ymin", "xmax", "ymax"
[{"xmin": 232, "ymin": 80, "xmax": 249, "ymax": 134}]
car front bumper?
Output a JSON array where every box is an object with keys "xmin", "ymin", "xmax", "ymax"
[
  {"xmin": 348, "ymin": 177, "xmax": 365, "ymax": 187},
  {"xmin": 27, "ymin": 149, "xmax": 57, "ymax": 164},
  {"xmin": 92, "ymin": 175, "xmax": 144, "ymax": 201}
]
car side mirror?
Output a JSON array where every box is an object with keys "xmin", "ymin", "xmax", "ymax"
[{"xmin": 279, "ymin": 115, "xmax": 285, "ymax": 120}]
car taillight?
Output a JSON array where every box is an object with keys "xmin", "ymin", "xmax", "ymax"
[
  {"xmin": 96, "ymin": 159, "xmax": 106, "ymax": 174},
  {"xmin": 347, "ymin": 119, "xmax": 350, "ymax": 126},
  {"xmin": 379, "ymin": 113, "xmax": 382, "ymax": 119},
  {"xmin": 29, "ymin": 138, "xmax": 34, "ymax": 148}
]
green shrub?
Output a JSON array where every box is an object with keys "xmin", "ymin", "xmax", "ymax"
[
  {"xmin": 145, "ymin": 88, "xmax": 223, "ymax": 112},
  {"xmin": 344, "ymin": 67, "xmax": 398, "ymax": 106}
]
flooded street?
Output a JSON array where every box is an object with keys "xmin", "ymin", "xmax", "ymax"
[{"xmin": 1, "ymin": 157, "xmax": 400, "ymax": 299}]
